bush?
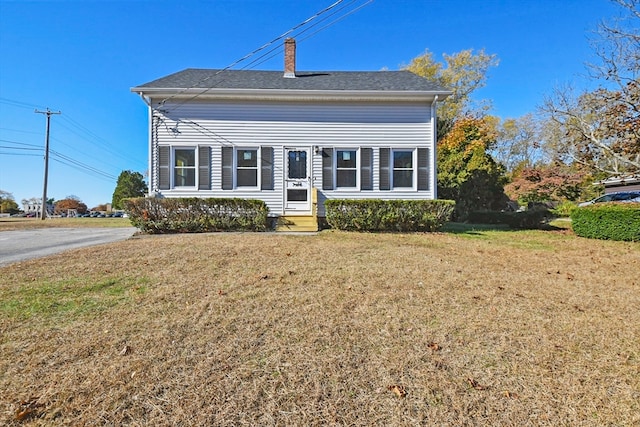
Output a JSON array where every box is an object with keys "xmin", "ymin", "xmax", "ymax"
[
  {"xmin": 123, "ymin": 197, "xmax": 269, "ymax": 233},
  {"xmin": 468, "ymin": 208, "xmax": 552, "ymax": 229},
  {"xmin": 550, "ymin": 201, "xmax": 578, "ymax": 217},
  {"xmin": 325, "ymin": 199, "xmax": 455, "ymax": 232},
  {"xmin": 571, "ymin": 203, "xmax": 640, "ymax": 241}
]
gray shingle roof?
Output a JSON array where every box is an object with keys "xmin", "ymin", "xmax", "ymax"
[{"xmin": 133, "ymin": 68, "xmax": 449, "ymax": 93}]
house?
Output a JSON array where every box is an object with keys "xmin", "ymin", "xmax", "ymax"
[
  {"xmin": 131, "ymin": 38, "xmax": 451, "ymax": 231},
  {"xmin": 599, "ymin": 175, "xmax": 640, "ymax": 193}
]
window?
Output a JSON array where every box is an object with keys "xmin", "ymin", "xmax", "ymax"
[
  {"xmin": 392, "ymin": 150, "xmax": 414, "ymax": 188},
  {"xmin": 236, "ymin": 149, "xmax": 258, "ymax": 187},
  {"xmin": 222, "ymin": 146, "xmax": 274, "ymax": 190},
  {"xmin": 380, "ymin": 148, "xmax": 426, "ymax": 191},
  {"xmin": 336, "ymin": 149, "xmax": 357, "ymax": 188},
  {"xmin": 322, "ymin": 147, "xmax": 373, "ymax": 191},
  {"xmin": 157, "ymin": 146, "xmax": 210, "ymax": 190},
  {"xmin": 174, "ymin": 148, "xmax": 196, "ymax": 187}
]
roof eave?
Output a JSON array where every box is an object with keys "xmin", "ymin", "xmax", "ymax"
[{"xmin": 130, "ymin": 87, "xmax": 452, "ymax": 103}]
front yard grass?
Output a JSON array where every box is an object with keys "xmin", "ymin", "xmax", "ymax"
[{"xmin": 1, "ymin": 229, "xmax": 638, "ymax": 425}]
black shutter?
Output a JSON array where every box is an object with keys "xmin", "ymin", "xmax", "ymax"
[
  {"xmin": 322, "ymin": 148, "xmax": 334, "ymax": 190},
  {"xmin": 158, "ymin": 146, "xmax": 170, "ymax": 190},
  {"xmin": 360, "ymin": 148, "xmax": 373, "ymax": 190},
  {"xmin": 261, "ymin": 146, "xmax": 274, "ymax": 190},
  {"xmin": 198, "ymin": 146, "xmax": 211, "ymax": 190},
  {"xmin": 222, "ymin": 146, "xmax": 233, "ymax": 190},
  {"xmin": 379, "ymin": 148, "xmax": 390, "ymax": 190},
  {"xmin": 417, "ymin": 147, "xmax": 429, "ymax": 191}
]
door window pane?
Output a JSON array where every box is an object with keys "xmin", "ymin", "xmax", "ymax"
[
  {"xmin": 288, "ymin": 151, "xmax": 307, "ymax": 179},
  {"xmin": 287, "ymin": 189, "xmax": 308, "ymax": 201}
]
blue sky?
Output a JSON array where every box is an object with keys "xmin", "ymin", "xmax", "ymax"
[{"xmin": 0, "ymin": 0, "xmax": 620, "ymax": 209}]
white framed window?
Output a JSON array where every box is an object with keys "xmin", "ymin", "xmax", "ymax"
[
  {"xmin": 174, "ymin": 147, "xmax": 197, "ymax": 188},
  {"xmin": 222, "ymin": 146, "xmax": 274, "ymax": 191},
  {"xmin": 335, "ymin": 149, "xmax": 358, "ymax": 188},
  {"xmin": 392, "ymin": 149, "xmax": 415, "ymax": 189},
  {"xmin": 236, "ymin": 148, "xmax": 259, "ymax": 188}
]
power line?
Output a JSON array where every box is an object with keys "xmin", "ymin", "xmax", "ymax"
[
  {"xmin": 0, "ymin": 138, "xmax": 42, "ymax": 148},
  {"xmin": 155, "ymin": 0, "xmax": 367, "ymax": 112},
  {"xmin": 50, "ymin": 158, "xmax": 115, "ymax": 183},
  {"xmin": 50, "ymin": 149, "xmax": 117, "ymax": 180},
  {"xmin": 238, "ymin": 0, "xmax": 368, "ymax": 71},
  {"xmin": 56, "ymin": 115, "xmax": 147, "ymax": 169},
  {"xmin": 0, "ymin": 145, "xmax": 43, "ymax": 151},
  {"xmin": 0, "ymin": 97, "xmax": 47, "ymax": 110},
  {"xmin": 0, "ymin": 152, "xmax": 42, "ymax": 157}
]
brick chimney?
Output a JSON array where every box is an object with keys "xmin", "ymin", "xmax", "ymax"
[{"xmin": 284, "ymin": 38, "xmax": 296, "ymax": 78}]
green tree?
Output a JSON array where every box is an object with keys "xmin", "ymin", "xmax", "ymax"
[
  {"xmin": 0, "ymin": 190, "xmax": 20, "ymax": 214},
  {"xmin": 437, "ymin": 117, "xmax": 508, "ymax": 219},
  {"xmin": 404, "ymin": 48, "xmax": 499, "ymax": 137},
  {"xmin": 112, "ymin": 170, "xmax": 147, "ymax": 209}
]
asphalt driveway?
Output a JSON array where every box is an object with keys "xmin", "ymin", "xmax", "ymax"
[{"xmin": 0, "ymin": 227, "xmax": 137, "ymax": 267}]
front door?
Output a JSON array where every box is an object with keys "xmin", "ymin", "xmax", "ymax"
[{"xmin": 284, "ymin": 147, "xmax": 312, "ymax": 214}]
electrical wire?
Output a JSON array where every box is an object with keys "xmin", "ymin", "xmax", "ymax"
[{"xmin": 156, "ymin": 0, "xmax": 371, "ymax": 112}]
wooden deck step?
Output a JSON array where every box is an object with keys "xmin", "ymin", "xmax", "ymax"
[{"xmin": 275, "ymin": 215, "xmax": 318, "ymax": 232}]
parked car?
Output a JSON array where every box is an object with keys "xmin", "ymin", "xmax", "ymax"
[{"xmin": 578, "ymin": 191, "xmax": 640, "ymax": 207}]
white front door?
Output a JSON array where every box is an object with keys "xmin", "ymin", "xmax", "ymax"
[{"xmin": 284, "ymin": 147, "xmax": 312, "ymax": 214}]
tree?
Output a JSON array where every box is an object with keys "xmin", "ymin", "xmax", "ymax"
[
  {"xmin": 0, "ymin": 190, "xmax": 19, "ymax": 214},
  {"xmin": 493, "ymin": 114, "xmax": 546, "ymax": 175},
  {"xmin": 55, "ymin": 197, "xmax": 88, "ymax": 214},
  {"xmin": 540, "ymin": 0, "xmax": 640, "ymax": 175},
  {"xmin": 504, "ymin": 164, "xmax": 591, "ymax": 204},
  {"xmin": 112, "ymin": 170, "xmax": 147, "ymax": 209},
  {"xmin": 404, "ymin": 48, "xmax": 499, "ymax": 137},
  {"xmin": 437, "ymin": 116, "xmax": 508, "ymax": 219}
]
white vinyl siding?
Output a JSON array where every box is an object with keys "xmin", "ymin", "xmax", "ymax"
[{"xmin": 149, "ymin": 100, "xmax": 435, "ymax": 216}]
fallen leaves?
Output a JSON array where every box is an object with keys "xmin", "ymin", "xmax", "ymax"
[
  {"xmin": 466, "ymin": 377, "xmax": 488, "ymax": 390},
  {"xmin": 14, "ymin": 397, "xmax": 42, "ymax": 421},
  {"xmin": 428, "ymin": 342, "xmax": 441, "ymax": 352},
  {"xmin": 387, "ymin": 384, "xmax": 407, "ymax": 398}
]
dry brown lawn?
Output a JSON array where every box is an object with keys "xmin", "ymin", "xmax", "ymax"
[{"xmin": 0, "ymin": 228, "xmax": 638, "ymax": 426}]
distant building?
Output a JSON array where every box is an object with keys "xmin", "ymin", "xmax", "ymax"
[{"xmin": 22, "ymin": 200, "xmax": 54, "ymax": 216}]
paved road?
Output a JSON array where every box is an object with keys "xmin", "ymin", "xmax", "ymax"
[{"xmin": 0, "ymin": 227, "xmax": 137, "ymax": 267}]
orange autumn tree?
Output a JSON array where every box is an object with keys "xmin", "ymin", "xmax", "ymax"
[{"xmin": 437, "ymin": 116, "xmax": 508, "ymax": 219}]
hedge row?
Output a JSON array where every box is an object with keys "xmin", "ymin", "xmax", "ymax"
[
  {"xmin": 570, "ymin": 203, "xmax": 640, "ymax": 242},
  {"xmin": 123, "ymin": 197, "xmax": 268, "ymax": 233},
  {"xmin": 325, "ymin": 199, "xmax": 455, "ymax": 232},
  {"xmin": 467, "ymin": 208, "xmax": 552, "ymax": 229}
]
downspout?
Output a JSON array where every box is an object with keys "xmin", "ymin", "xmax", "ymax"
[
  {"xmin": 147, "ymin": 98, "xmax": 153, "ymax": 196},
  {"xmin": 431, "ymin": 95, "xmax": 438, "ymax": 199}
]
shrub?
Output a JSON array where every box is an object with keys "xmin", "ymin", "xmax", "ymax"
[
  {"xmin": 550, "ymin": 201, "xmax": 578, "ymax": 217},
  {"xmin": 325, "ymin": 199, "xmax": 455, "ymax": 232},
  {"xmin": 468, "ymin": 208, "xmax": 552, "ymax": 229},
  {"xmin": 123, "ymin": 197, "xmax": 269, "ymax": 233},
  {"xmin": 571, "ymin": 203, "xmax": 640, "ymax": 241}
]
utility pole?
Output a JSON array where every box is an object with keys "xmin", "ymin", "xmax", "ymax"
[{"xmin": 35, "ymin": 108, "xmax": 61, "ymax": 220}]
